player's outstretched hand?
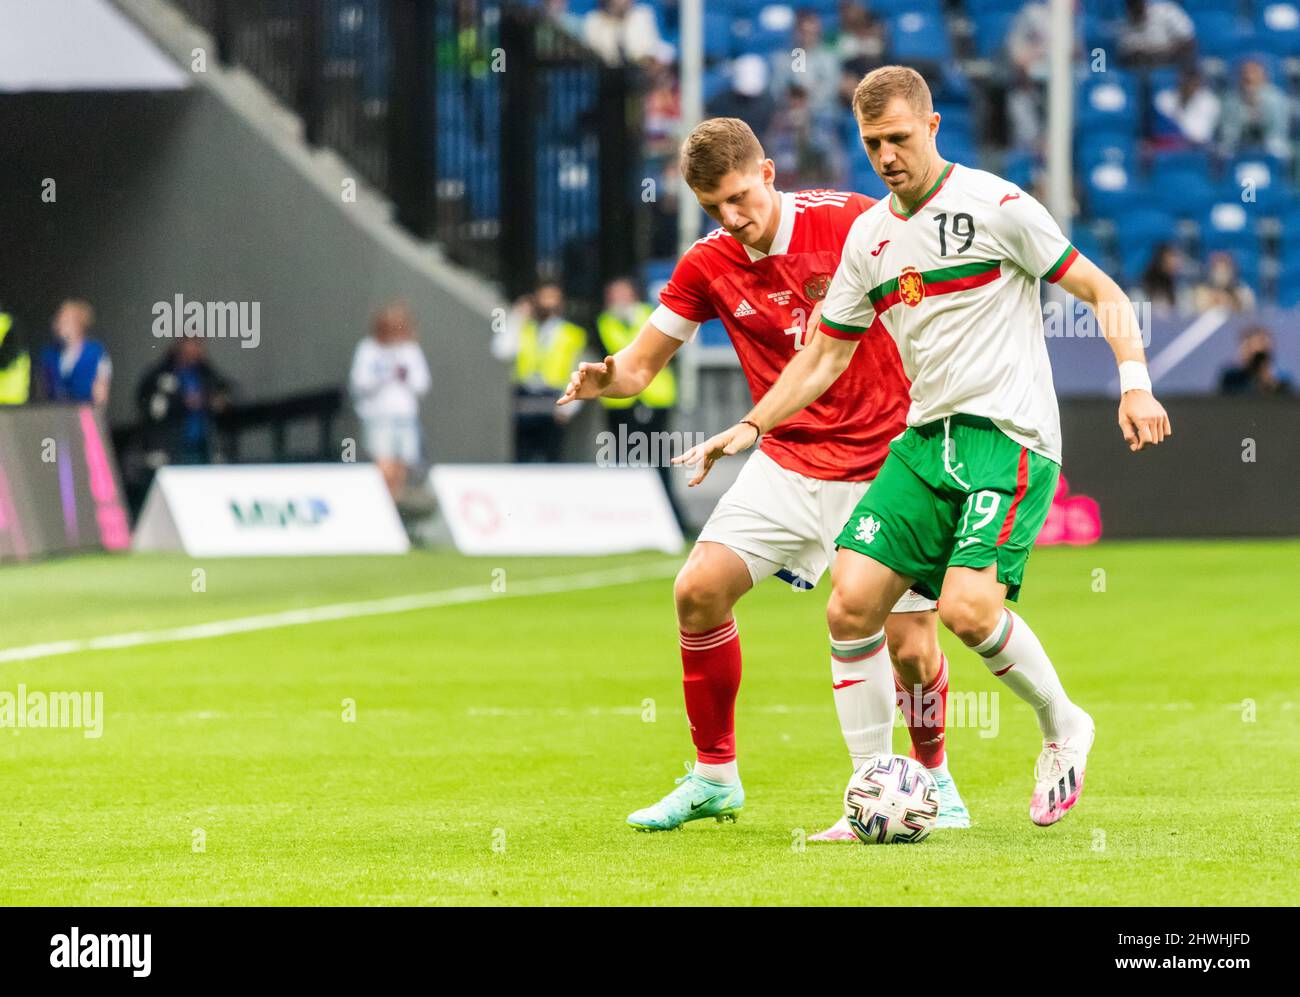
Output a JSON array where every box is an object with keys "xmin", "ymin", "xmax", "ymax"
[
  {"xmin": 557, "ymin": 355, "xmax": 616, "ymax": 406},
  {"xmin": 1118, "ymin": 390, "xmax": 1171, "ymax": 452},
  {"xmin": 672, "ymin": 422, "xmax": 760, "ymax": 487}
]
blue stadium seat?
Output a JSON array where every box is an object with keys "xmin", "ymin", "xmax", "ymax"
[
  {"xmin": 935, "ymin": 102, "xmax": 973, "ymax": 141},
  {"xmin": 1077, "ymin": 72, "xmax": 1139, "ymax": 133},
  {"xmin": 1069, "ymin": 229, "xmax": 1111, "ymax": 271},
  {"xmin": 1226, "ymin": 151, "xmax": 1293, "ymax": 213},
  {"xmin": 1003, "ymin": 150, "xmax": 1039, "ymax": 190},
  {"xmin": 970, "ymin": 11, "xmax": 1015, "ymax": 58},
  {"xmin": 1118, "ymin": 240, "xmax": 1166, "ymax": 285},
  {"xmin": 1149, "ymin": 148, "xmax": 1213, "ymax": 177},
  {"xmin": 1256, "ymin": 2, "xmax": 1300, "ymax": 57},
  {"xmin": 729, "ymin": 21, "xmax": 792, "ymax": 58},
  {"xmin": 1230, "ymin": 248, "xmax": 1263, "ymax": 291},
  {"xmin": 1086, "ymin": 160, "xmax": 1144, "ymax": 217},
  {"xmin": 1199, "ymin": 199, "xmax": 1256, "ymax": 253},
  {"xmin": 940, "ymin": 133, "xmax": 977, "ymax": 168},
  {"xmin": 888, "ymin": 11, "xmax": 952, "ymax": 64},
  {"xmin": 1112, "ymin": 208, "xmax": 1179, "ymax": 249},
  {"xmin": 1079, "ymin": 132, "xmax": 1137, "ymax": 172},
  {"xmin": 697, "ymin": 318, "xmax": 729, "ymax": 349},
  {"xmin": 1276, "ymin": 265, "xmax": 1300, "ymax": 306},
  {"xmin": 1151, "ymin": 170, "xmax": 1218, "ymax": 218},
  {"xmin": 1192, "ymin": 12, "xmax": 1257, "ymax": 61}
]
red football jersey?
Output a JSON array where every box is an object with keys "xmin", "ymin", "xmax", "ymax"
[{"xmin": 651, "ymin": 189, "xmax": 911, "ymax": 481}]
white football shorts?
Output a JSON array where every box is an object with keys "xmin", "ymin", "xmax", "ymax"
[{"xmin": 697, "ymin": 449, "xmax": 936, "ymax": 612}]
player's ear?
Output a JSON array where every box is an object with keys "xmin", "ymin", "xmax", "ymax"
[{"xmin": 760, "ymin": 158, "xmax": 776, "ymax": 187}]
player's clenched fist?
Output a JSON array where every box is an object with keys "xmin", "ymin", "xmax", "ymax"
[
  {"xmin": 1118, "ymin": 390, "xmax": 1172, "ymax": 452},
  {"xmin": 556, "ymin": 355, "xmax": 616, "ymax": 406},
  {"xmin": 672, "ymin": 422, "xmax": 760, "ymax": 487}
]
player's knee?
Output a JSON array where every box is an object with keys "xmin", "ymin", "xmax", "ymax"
[
  {"xmin": 937, "ymin": 594, "xmax": 997, "ymax": 645},
  {"xmin": 674, "ymin": 566, "xmax": 728, "ymax": 629},
  {"xmin": 826, "ymin": 587, "xmax": 875, "ymax": 638},
  {"xmin": 889, "ymin": 622, "xmax": 939, "ymax": 679}
]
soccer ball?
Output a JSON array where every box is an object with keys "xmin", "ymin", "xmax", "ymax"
[{"xmin": 843, "ymin": 754, "xmax": 940, "ymax": 844}]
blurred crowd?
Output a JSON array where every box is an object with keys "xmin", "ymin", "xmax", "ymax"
[{"xmin": 542, "ymin": 0, "xmax": 1300, "ymax": 310}]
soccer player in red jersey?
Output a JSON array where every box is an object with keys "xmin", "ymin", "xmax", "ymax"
[{"xmin": 557, "ymin": 118, "xmax": 967, "ymax": 835}]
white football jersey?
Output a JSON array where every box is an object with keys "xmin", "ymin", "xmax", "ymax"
[{"xmin": 819, "ymin": 163, "xmax": 1078, "ymax": 463}]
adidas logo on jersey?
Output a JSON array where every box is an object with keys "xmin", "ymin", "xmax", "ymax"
[{"xmin": 733, "ymin": 299, "xmax": 757, "ymax": 318}]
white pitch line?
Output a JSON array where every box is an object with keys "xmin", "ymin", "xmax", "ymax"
[{"xmin": 0, "ymin": 560, "xmax": 681, "ymax": 665}]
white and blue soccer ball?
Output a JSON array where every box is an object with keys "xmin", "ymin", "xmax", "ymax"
[{"xmin": 843, "ymin": 754, "xmax": 940, "ymax": 844}]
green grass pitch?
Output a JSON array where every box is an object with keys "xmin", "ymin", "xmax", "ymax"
[{"xmin": 0, "ymin": 540, "xmax": 1296, "ymax": 906}]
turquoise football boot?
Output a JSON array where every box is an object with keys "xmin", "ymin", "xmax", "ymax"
[
  {"xmin": 627, "ymin": 766, "xmax": 744, "ymax": 831},
  {"xmin": 933, "ymin": 769, "xmax": 972, "ymax": 829}
]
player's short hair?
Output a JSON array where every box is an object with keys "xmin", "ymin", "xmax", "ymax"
[
  {"xmin": 852, "ymin": 65, "xmax": 933, "ymax": 123},
  {"xmin": 679, "ymin": 117, "xmax": 765, "ymax": 192}
]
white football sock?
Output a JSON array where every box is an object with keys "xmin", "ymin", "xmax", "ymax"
[
  {"xmin": 973, "ymin": 608, "xmax": 1085, "ymax": 742},
  {"xmin": 830, "ymin": 631, "xmax": 895, "ymax": 769},
  {"xmin": 694, "ymin": 761, "xmax": 738, "ymax": 784}
]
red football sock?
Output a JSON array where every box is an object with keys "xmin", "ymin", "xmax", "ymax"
[
  {"xmin": 895, "ymin": 653, "xmax": 948, "ymax": 769},
  {"xmin": 680, "ymin": 620, "xmax": 742, "ymax": 764}
]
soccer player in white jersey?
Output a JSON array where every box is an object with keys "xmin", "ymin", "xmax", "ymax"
[{"xmin": 677, "ymin": 66, "xmax": 1171, "ymax": 826}]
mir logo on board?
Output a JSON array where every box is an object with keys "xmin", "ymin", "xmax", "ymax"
[
  {"xmin": 230, "ymin": 497, "xmax": 330, "ymax": 528},
  {"xmin": 50, "ymin": 928, "xmax": 151, "ymax": 977}
]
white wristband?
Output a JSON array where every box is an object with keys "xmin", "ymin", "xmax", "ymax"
[{"xmin": 1118, "ymin": 360, "xmax": 1152, "ymax": 395}]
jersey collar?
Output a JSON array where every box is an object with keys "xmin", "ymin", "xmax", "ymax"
[
  {"xmin": 888, "ymin": 161, "xmax": 955, "ymax": 221},
  {"xmin": 743, "ymin": 191, "xmax": 795, "ymax": 261}
]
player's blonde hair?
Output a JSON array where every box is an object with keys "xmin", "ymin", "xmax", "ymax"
[
  {"xmin": 679, "ymin": 117, "xmax": 765, "ymax": 192},
  {"xmin": 852, "ymin": 65, "xmax": 933, "ymax": 123}
]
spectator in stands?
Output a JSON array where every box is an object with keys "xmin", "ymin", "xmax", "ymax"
[
  {"xmin": 0, "ymin": 304, "xmax": 30, "ymax": 405},
  {"xmin": 770, "ymin": 8, "xmax": 840, "ymax": 122},
  {"xmin": 350, "ymin": 302, "xmax": 432, "ymax": 498},
  {"xmin": 1152, "ymin": 65, "xmax": 1220, "ymax": 149},
  {"xmin": 39, "ymin": 299, "xmax": 110, "ymax": 406},
  {"xmin": 1117, "ymin": 0, "xmax": 1195, "ymax": 68},
  {"xmin": 1138, "ymin": 243, "xmax": 1192, "ymax": 316},
  {"xmin": 136, "ymin": 338, "xmax": 232, "ymax": 466},
  {"xmin": 594, "ymin": 277, "xmax": 683, "ymax": 520},
  {"xmin": 493, "ymin": 283, "xmax": 588, "ymax": 463},
  {"xmin": 767, "ymin": 84, "xmax": 844, "ymax": 190},
  {"xmin": 708, "ymin": 54, "xmax": 776, "ymax": 138},
  {"xmin": 643, "ymin": 61, "xmax": 682, "ymax": 162},
  {"xmin": 1219, "ymin": 59, "xmax": 1292, "ymax": 162},
  {"xmin": 1194, "ymin": 251, "xmax": 1256, "ymax": 313},
  {"xmin": 1220, "ymin": 325, "xmax": 1293, "ymax": 396},
  {"xmin": 543, "ymin": 0, "xmax": 584, "ymax": 38},
  {"xmin": 1006, "ymin": 1, "xmax": 1051, "ymax": 152},
  {"xmin": 836, "ymin": 4, "xmax": 887, "ymax": 69},
  {"xmin": 583, "ymin": 0, "xmax": 663, "ymax": 66},
  {"xmin": 648, "ymin": 159, "xmax": 683, "ymax": 257}
]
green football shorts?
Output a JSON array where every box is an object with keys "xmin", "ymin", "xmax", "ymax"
[{"xmin": 835, "ymin": 414, "xmax": 1060, "ymax": 601}]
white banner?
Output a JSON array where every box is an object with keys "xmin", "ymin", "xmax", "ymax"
[
  {"xmin": 133, "ymin": 464, "xmax": 409, "ymax": 556},
  {"xmin": 429, "ymin": 464, "xmax": 684, "ymax": 556}
]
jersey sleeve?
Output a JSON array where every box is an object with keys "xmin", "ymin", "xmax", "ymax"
[
  {"xmin": 818, "ymin": 218, "xmax": 878, "ymax": 341},
  {"xmin": 650, "ymin": 252, "xmax": 716, "ymax": 342},
  {"xmin": 987, "ymin": 187, "xmax": 1078, "ymax": 284}
]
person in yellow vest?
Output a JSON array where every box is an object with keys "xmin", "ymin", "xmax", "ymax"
[
  {"xmin": 596, "ymin": 278, "xmax": 683, "ymax": 522},
  {"xmin": 0, "ymin": 307, "xmax": 31, "ymax": 405},
  {"xmin": 492, "ymin": 283, "xmax": 588, "ymax": 461}
]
